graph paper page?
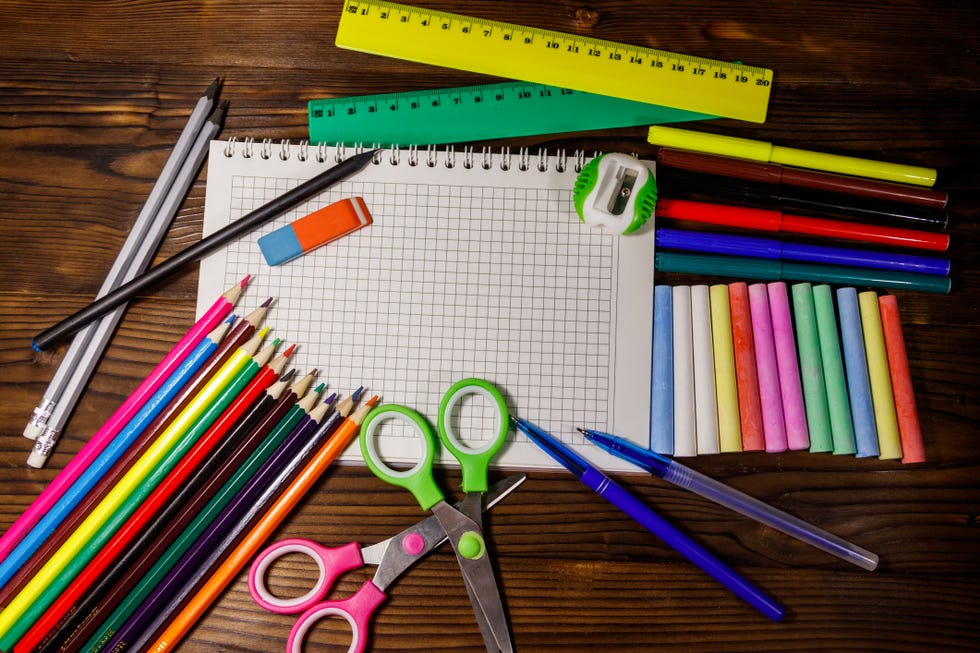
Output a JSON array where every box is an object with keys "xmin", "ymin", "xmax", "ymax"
[{"xmin": 198, "ymin": 141, "xmax": 654, "ymax": 471}]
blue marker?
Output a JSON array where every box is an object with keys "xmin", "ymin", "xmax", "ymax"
[
  {"xmin": 836, "ymin": 288, "xmax": 879, "ymax": 457},
  {"xmin": 651, "ymin": 285, "xmax": 674, "ymax": 454},
  {"xmin": 655, "ymin": 227, "xmax": 950, "ymax": 276}
]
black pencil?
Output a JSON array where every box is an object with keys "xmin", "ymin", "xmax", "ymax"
[{"xmin": 33, "ymin": 148, "xmax": 377, "ymax": 351}]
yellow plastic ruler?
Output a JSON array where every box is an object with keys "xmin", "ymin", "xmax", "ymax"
[{"xmin": 336, "ymin": 0, "xmax": 774, "ymax": 123}]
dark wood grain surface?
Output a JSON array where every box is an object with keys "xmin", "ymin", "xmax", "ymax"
[{"xmin": 1, "ymin": 1, "xmax": 978, "ymax": 651}]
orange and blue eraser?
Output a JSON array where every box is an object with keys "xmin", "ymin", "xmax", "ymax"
[{"xmin": 258, "ymin": 197, "xmax": 372, "ymax": 265}]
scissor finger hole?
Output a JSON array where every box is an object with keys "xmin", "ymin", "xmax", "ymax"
[
  {"xmin": 253, "ymin": 542, "xmax": 328, "ymax": 610},
  {"xmin": 442, "ymin": 385, "xmax": 504, "ymax": 454},
  {"xmin": 363, "ymin": 408, "xmax": 431, "ymax": 477},
  {"xmin": 289, "ymin": 606, "xmax": 359, "ymax": 653}
]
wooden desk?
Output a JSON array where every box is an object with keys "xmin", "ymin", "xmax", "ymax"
[{"xmin": 1, "ymin": 1, "xmax": 977, "ymax": 651}]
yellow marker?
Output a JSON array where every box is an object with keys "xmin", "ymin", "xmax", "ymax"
[
  {"xmin": 336, "ymin": 0, "xmax": 773, "ymax": 123},
  {"xmin": 0, "ymin": 330, "xmax": 267, "ymax": 639},
  {"xmin": 710, "ymin": 284, "xmax": 742, "ymax": 452},
  {"xmin": 857, "ymin": 291, "xmax": 903, "ymax": 460},
  {"xmin": 648, "ymin": 125, "xmax": 938, "ymax": 187}
]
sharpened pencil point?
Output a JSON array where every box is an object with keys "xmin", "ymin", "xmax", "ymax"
[
  {"xmin": 280, "ymin": 368, "xmax": 297, "ymax": 383},
  {"xmin": 366, "ymin": 395, "xmax": 380, "ymax": 407},
  {"xmin": 324, "ymin": 392, "xmax": 338, "ymax": 405},
  {"xmin": 282, "ymin": 343, "xmax": 296, "ymax": 357},
  {"xmin": 352, "ymin": 385, "xmax": 365, "ymax": 401},
  {"xmin": 260, "ymin": 297, "xmax": 274, "ymax": 307},
  {"xmin": 205, "ymin": 77, "xmax": 222, "ymax": 100},
  {"xmin": 239, "ymin": 274, "xmax": 251, "ymax": 288}
]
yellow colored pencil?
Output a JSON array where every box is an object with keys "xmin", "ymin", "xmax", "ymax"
[
  {"xmin": 710, "ymin": 284, "xmax": 742, "ymax": 452},
  {"xmin": 0, "ymin": 329, "xmax": 267, "ymax": 639},
  {"xmin": 857, "ymin": 291, "xmax": 902, "ymax": 460}
]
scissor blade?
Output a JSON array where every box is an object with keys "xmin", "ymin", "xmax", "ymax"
[
  {"xmin": 431, "ymin": 499, "xmax": 514, "ymax": 653},
  {"xmin": 363, "ymin": 473, "xmax": 526, "ymax": 573}
]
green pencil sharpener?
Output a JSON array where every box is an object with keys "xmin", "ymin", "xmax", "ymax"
[{"xmin": 573, "ymin": 153, "xmax": 657, "ymax": 235}]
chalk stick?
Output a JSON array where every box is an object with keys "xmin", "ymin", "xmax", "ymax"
[
  {"xmin": 837, "ymin": 287, "xmax": 879, "ymax": 457},
  {"xmin": 672, "ymin": 286, "xmax": 697, "ymax": 457},
  {"xmin": 768, "ymin": 282, "xmax": 809, "ymax": 450},
  {"xmin": 710, "ymin": 284, "xmax": 741, "ymax": 453},
  {"xmin": 878, "ymin": 294, "xmax": 926, "ymax": 463},
  {"xmin": 858, "ymin": 291, "xmax": 902, "ymax": 460},
  {"xmin": 692, "ymin": 285, "xmax": 719, "ymax": 455},
  {"xmin": 748, "ymin": 283, "xmax": 787, "ymax": 452},
  {"xmin": 790, "ymin": 283, "xmax": 833, "ymax": 453},
  {"xmin": 258, "ymin": 197, "xmax": 372, "ymax": 266},
  {"xmin": 729, "ymin": 282, "xmax": 765, "ymax": 451},
  {"xmin": 651, "ymin": 285, "xmax": 674, "ymax": 455},
  {"xmin": 813, "ymin": 285, "xmax": 856, "ymax": 455}
]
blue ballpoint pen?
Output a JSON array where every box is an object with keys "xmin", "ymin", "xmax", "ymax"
[
  {"xmin": 581, "ymin": 428, "xmax": 879, "ymax": 571},
  {"xmin": 511, "ymin": 417, "xmax": 784, "ymax": 622}
]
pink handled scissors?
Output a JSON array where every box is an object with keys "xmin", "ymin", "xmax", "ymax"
[{"xmin": 249, "ymin": 473, "xmax": 525, "ymax": 652}]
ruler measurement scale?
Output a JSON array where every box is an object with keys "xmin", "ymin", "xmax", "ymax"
[
  {"xmin": 308, "ymin": 82, "xmax": 713, "ymax": 146},
  {"xmin": 337, "ymin": 0, "xmax": 773, "ymax": 123}
]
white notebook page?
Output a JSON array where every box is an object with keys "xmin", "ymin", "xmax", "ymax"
[{"xmin": 198, "ymin": 140, "xmax": 653, "ymax": 471}]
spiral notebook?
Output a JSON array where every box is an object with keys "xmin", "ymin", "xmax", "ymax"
[{"xmin": 197, "ymin": 139, "xmax": 654, "ymax": 471}]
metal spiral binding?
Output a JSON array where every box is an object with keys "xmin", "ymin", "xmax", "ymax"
[{"xmin": 221, "ymin": 138, "xmax": 597, "ymax": 172}]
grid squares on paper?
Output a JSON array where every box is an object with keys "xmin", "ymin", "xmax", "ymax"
[{"xmin": 218, "ymin": 165, "xmax": 618, "ymax": 453}]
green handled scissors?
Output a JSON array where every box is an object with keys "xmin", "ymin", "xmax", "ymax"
[{"xmin": 360, "ymin": 378, "xmax": 511, "ymax": 653}]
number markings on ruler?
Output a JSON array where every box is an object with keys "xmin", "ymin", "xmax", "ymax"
[{"xmin": 336, "ymin": 1, "xmax": 773, "ymax": 123}]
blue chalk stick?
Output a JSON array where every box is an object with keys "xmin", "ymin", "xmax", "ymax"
[
  {"xmin": 651, "ymin": 284, "xmax": 674, "ymax": 455},
  {"xmin": 836, "ymin": 287, "xmax": 879, "ymax": 458}
]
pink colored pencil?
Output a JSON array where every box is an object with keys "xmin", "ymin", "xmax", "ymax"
[
  {"xmin": 878, "ymin": 295, "xmax": 926, "ymax": 463},
  {"xmin": 767, "ymin": 282, "xmax": 810, "ymax": 450},
  {"xmin": 0, "ymin": 278, "xmax": 246, "ymax": 563},
  {"xmin": 748, "ymin": 283, "xmax": 787, "ymax": 452},
  {"xmin": 729, "ymin": 283, "xmax": 765, "ymax": 451}
]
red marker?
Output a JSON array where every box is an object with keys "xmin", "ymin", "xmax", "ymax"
[{"xmin": 655, "ymin": 198, "xmax": 950, "ymax": 252}]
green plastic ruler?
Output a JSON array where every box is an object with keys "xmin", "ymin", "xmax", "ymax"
[{"xmin": 308, "ymin": 81, "xmax": 713, "ymax": 146}]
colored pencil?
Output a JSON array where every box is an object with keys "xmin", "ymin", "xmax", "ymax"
[
  {"xmin": 0, "ymin": 317, "xmax": 234, "ymax": 605},
  {"xmin": 812, "ymin": 285, "xmax": 856, "ymax": 455},
  {"xmin": 102, "ymin": 392, "xmax": 336, "ymax": 652},
  {"xmin": 728, "ymin": 283, "xmax": 765, "ymax": 451},
  {"xmin": 790, "ymin": 283, "xmax": 833, "ymax": 453},
  {"xmin": 650, "ymin": 285, "xmax": 673, "ymax": 454},
  {"xmin": 747, "ymin": 283, "xmax": 787, "ymax": 452},
  {"xmin": 768, "ymin": 282, "xmax": 809, "ymax": 450},
  {"xmin": 671, "ymin": 286, "xmax": 696, "ymax": 457},
  {"xmin": 691, "ymin": 285, "xmax": 719, "ymax": 455},
  {"xmin": 32, "ymin": 149, "xmax": 376, "ymax": 350},
  {"xmin": 836, "ymin": 288, "xmax": 879, "ymax": 458},
  {"xmin": 81, "ymin": 382, "xmax": 325, "ymax": 652},
  {"xmin": 24, "ymin": 79, "xmax": 223, "ymax": 440},
  {"xmin": 0, "ymin": 299, "xmax": 267, "ymax": 608},
  {"xmin": 709, "ymin": 284, "xmax": 741, "ymax": 452},
  {"xmin": 146, "ymin": 395, "xmax": 375, "ymax": 653},
  {"xmin": 0, "ymin": 279, "xmax": 244, "ymax": 567},
  {"xmin": 858, "ymin": 291, "xmax": 903, "ymax": 460},
  {"xmin": 20, "ymin": 369, "xmax": 300, "ymax": 653},
  {"xmin": 0, "ymin": 330, "xmax": 268, "ymax": 646},
  {"xmin": 43, "ymin": 371, "xmax": 316, "ymax": 653},
  {"xmin": 878, "ymin": 295, "xmax": 926, "ymax": 463}
]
